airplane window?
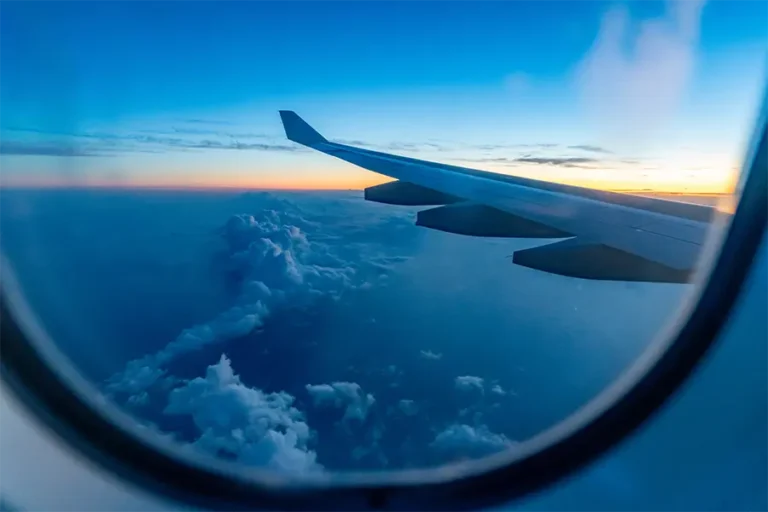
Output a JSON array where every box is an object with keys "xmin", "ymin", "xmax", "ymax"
[{"xmin": 0, "ymin": 1, "xmax": 766, "ymax": 509}]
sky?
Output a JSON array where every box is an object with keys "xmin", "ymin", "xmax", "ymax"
[{"xmin": 0, "ymin": 0, "xmax": 766, "ymax": 192}]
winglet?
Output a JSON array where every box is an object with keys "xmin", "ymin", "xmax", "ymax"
[{"xmin": 279, "ymin": 110, "xmax": 328, "ymax": 146}]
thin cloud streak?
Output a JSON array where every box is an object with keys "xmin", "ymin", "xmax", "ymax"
[
  {"xmin": 1, "ymin": 126, "xmax": 304, "ymax": 157},
  {"xmin": 568, "ymin": 144, "xmax": 614, "ymax": 155},
  {"xmin": 516, "ymin": 156, "xmax": 599, "ymax": 167},
  {"xmin": 453, "ymin": 155, "xmax": 606, "ymax": 169},
  {"xmin": 3, "ymin": 124, "xmax": 615, "ymax": 162},
  {"xmin": 0, "ymin": 141, "xmax": 104, "ymax": 157}
]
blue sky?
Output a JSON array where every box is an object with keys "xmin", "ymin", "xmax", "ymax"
[{"xmin": 1, "ymin": 1, "xmax": 766, "ymax": 191}]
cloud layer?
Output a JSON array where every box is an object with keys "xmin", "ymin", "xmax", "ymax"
[
  {"xmin": 0, "ymin": 141, "xmax": 102, "ymax": 157},
  {"xmin": 0, "ymin": 120, "xmax": 301, "ymax": 157},
  {"xmin": 1, "ymin": 116, "xmax": 618, "ymax": 168},
  {"xmin": 105, "ymin": 206, "xmax": 360, "ymax": 399},
  {"xmin": 97, "ymin": 193, "xmax": 435, "ymax": 473}
]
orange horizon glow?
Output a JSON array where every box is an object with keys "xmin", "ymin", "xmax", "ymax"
[
  {"xmin": 0, "ymin": 173, "xmax": 737, "ymax": 195},
  {"xmin": 0, "ymin": 159, "xmax": 740, "ymax": 195},
  {"xmin": 0, "ymin": 173, "xmax": 390, "ymax": 192}
]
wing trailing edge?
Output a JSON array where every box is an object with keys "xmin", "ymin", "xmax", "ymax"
[{"xmin": 417, "ymin": 203, "xmax": 571, "ymax": 239}]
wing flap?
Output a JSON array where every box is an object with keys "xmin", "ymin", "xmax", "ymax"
[
  {"xmin": 416, "ymin": 202, "xmax": 571, "ymax": 238},
  {"xmin": 512, "ymin": 238, "xmax": 692, "ymax": 283}
]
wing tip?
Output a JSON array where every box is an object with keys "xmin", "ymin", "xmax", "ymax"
[{"xmin": 279, "ymin": 110, "xmax": 327, "ymax": 146}]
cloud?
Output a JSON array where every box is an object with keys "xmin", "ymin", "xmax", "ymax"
[
  {"xmin": 453, "ymin": 153, "xmax": 612, "ymax": 169},
  {"xmin": 515, "ymin": 156, "xmax": 599, "ymax": 167},
  {"xmin": 388, "ymin": 141, "xmax": 449, "ymax": 152},
  {"xmin": 176, "ymin": 118, "xmax": 238, "ymax": 126},
  {"xmin": 420, "ymin": 350, "xmax": 443, "ymax": 361},
  {"xmin": 168, "ymin": 127, "xmax": 270, "ymax": 139},
  {"xmin": 0, "ymin": 141, "xmax": 102, "ymax": 157},
  {"xmin": 107, "ymin": 362, "xmax": 167, "ymax": 396},
  {"xmin": 8, "ymin": 124, "xmax": 610, "ymax": 160},
  {"xmin": 105, "ymin": 208, "xmax": 357, "ymax": 398},
  {"xmin": 92, "ymin": 192, "xmax": 429, "ymax": 473},
  {"xmin": 455, "ymin": 375, "xmax": 484, "ymax": 393},
  {"xmin": 397, "ymin": 399, "xmax": 419, "ymax": 417},
  {"xmin": 306, "ymin": 382, "xmax": 375, "ymax": 424},
  {"xmin": 568, "ymin": 144, "xmax": 613, "ymax": 155},
  {"xmin": 431, "ymin": 424, "xmax": 515, "ymax": 459},
  {"xmin": 2, "ymin": 127, "xmax": 302, "ymax": 156},
  {"xmin": 3, "ymin": 125, "xmax": 443, "ymax": 157},
  {"xmin": 490, "ymin": 384, "xmax": 506, "ymax": 396},
  {"xmin": 336, "ymin": 139, "xmax": 450, "ymax": 153},
  {"xmin": 181, "ymin": 139, "xmax": 301, "ymax": 152},
  {"xmin": 576, "ymin": 0, "xmax": 707, "ymax": 143},
  {"xmin": 164, "ymin": 354, "xmax": 320, "ymax": 473},
  {"xmin": 103, "ymin": 193, "xmax": 419, "ymax": 407}
]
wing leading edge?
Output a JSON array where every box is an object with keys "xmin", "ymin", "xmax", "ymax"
[{"xmin": 280, "ymin": 110, "xmax": 721, "ymax": 283}]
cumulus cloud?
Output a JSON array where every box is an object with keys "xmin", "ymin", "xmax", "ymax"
[
  {"xmin": 420, "ymin": 350, "xmax": 443, "ymax": 361},
  {"xmin": 306, "ymin": 382, "xmax": 376, "ymax": 424},
  {"xmin": 431, "ymin": 424, "xmax": 515, "ymax": 459},
  {"xmin": 455, "ymin": 375, "xmax": 484, "ymax": 393},
  {"xmin": 577, "ymin": 0, "xmax": 707, "ymax": 144},
  {"xmin": 164, "ymin": 354, "xmax": 320, "ymax": 473},
  {"xmin": 105, "ymin": 208, "xmax": 356, "ymax": 399},
  {"xmin": 490, "ymin": 384, "xmax": 506, "ymax": 396},
  {"xmin": 397, "ymin": 399, "xmax": 419, "ymax": 417}
]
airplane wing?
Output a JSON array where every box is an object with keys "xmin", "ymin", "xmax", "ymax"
[{"xmin": 279, "ymin": 110, "xmax": 723, "ymax": 283}]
